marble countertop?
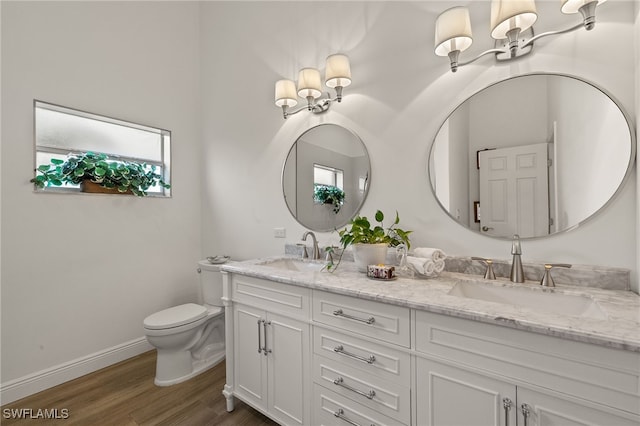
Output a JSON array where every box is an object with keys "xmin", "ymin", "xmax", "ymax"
[{"xmin": 221, "ymin": 256, "xmax": 640, "ymax": 352}]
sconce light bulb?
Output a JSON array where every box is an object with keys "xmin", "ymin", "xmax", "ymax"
[{"xmin": 448, "ymin": 50, "xmax": 460, "ymax": 73}]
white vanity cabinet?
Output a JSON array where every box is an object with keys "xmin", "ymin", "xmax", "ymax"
[
  {"xmin": 311, "ymin": 290, "xmax": 412, "ymax": 425},
  {"xmin": 226, "ymin": 274, "xmax": 311, "ymax": 426},
  {"xmin": 223, "ymin": 267, "xmax": 639, "ymax": 426},
  {"xmin": 415, "ymin": 311, "xmax": 640, "ymax": 426}
]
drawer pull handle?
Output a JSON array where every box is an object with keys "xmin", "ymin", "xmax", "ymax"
[
  {"xmin": 333, "ymin": 345, "xmax": 376, "ymax": 364},
  {"xmin": 333, "ymin": 377, "xmax": 376, "ymax": 400},
  {"xmin": 503, "ymin": 398, "xmax": 512, "ymax": 426},
  {"xmin": 333, "ymin": 309, "xmax": 375, "ymax": 325},
  {"xmin": 333, "ymin": 408, "xmax": 375, "ymax": 426}
]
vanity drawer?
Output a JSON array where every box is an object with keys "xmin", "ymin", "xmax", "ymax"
[
  {"xmin": 231, "ymin": 275, "xmax": 310, "ymax": 319},
  {"xmin": 313, "ymin": 326, "xmax": 410, "ymax": 386},
  {"xmin": 415, "ymin": 310, "xmax": 640, "ymax": 415},
  {"xmin": 312, "ymin": 290, "xmax": 410, "ymax": 347},
  {"xmin": 313, "ymin": 355, "xmax": 411, "ymax": 424},
  {"xmin": 313, "ymin": 383, "xmax": 406, "ymax": 426}
]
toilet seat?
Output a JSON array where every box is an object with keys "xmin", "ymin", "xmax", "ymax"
[{"xmin": 144, "ymin": 303, "xmax": 207, "ymax": 330}]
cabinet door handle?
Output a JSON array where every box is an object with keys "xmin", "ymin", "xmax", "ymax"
[
  {"xmin": 257, "ymin": 319, "xmax": 262, "ymax": 354},
  {"xmin": 333, "ymin": 309, "xmax": 375, "ymax": 325},
  {"xmin": 333, "ymin": 377, "xmax": 376, "ymax": 400},
  {"xmin": 262, "ymin": 320, "xmax": 272, "ymax": 356},
  {"xmin": 521, "ymin": 403, "xmax": 531, "ymax": 426},
  {"xmin": 502, "ymin": 398, "xmax": 512, "ymax": 426},
  {"xmin": 333, "ymin": 408, "xmax": 375, "ymax": 426},
  {"xmin": 333, "ymin": 345, "xmax": 376, "ymax": 364}
]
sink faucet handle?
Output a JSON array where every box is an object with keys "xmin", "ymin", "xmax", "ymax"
[
  {"xmin": 296, "ymin": 243, "xmax": 309, "ymax": 259},
  {"xmin": 471, "ymin": 257, "xmax": 496, "ymax": 280},
  {"xmin": 540, "ymin": 263, "xmax": 572, "ymax": 287}
]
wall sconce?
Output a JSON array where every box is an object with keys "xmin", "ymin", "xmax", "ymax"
[
  {"xmin": 275, "ymin": 54, "xmax": 351, "ymax": 119},
  {"xmin": 434, "ymin": 0, "xmax": 608, "ymax": 73}
]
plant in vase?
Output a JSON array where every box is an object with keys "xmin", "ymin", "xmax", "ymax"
[
  {"xmin": 313, "ymin": 184, "xmax": 345, "ymax": 214},
  {"xmin": 326, "ymin": 210, "xmax": 412, "ymax": 272},
  {"xmin": 30, "ymin": 151, "xmax": 170, "ymax": 197}
]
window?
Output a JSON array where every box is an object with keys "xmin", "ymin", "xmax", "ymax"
[
  {"xmin": 313, "ymin": 164, "xmax": 344, "ymax": 189},
  {"xmin": 33, "ymin": 100, "xmax": 171, "ymax": 197}
]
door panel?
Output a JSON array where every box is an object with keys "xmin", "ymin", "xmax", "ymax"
[
  {"xmin": 234, "ymin": 304, "xmax": 267, "ymax": 409},
  {"xmin": 479, "ymin": 143, "xmax": 549, "ymax": 237},
  {"xmin": 267, "ymin": 312, "xmax": 309, "ymax": 426},
  {"xmin": 416, "ymin": 358, "xmax": 516, "ymax": 426},
  {"xmin": 517, "ymin": 387, "xmax": 639, "ymax": 426}
]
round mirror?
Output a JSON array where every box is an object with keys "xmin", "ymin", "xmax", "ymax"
[
  {"xmin": 428, "ymin": 73, "xmax": 635, "ymax": 239},
  {"xmin": 283, "ymin": 124, "xmax": 370, "ymax": 232}
]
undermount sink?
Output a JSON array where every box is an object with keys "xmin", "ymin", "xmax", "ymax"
[
  {"xmin": 259, "ymin": 258, "xmax": 326, "ymax": 272},
  {"xmin": 448, "ymin": 281, "xmax": 607, "ymax": 319}
]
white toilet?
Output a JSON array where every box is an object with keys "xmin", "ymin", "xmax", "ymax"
[{"xmin": 143, "ymin": 260, "xmax": 226, "ymax": 386}]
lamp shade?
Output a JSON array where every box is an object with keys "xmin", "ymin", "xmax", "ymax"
[
  {"xmin": 434, "ymin": 7, "xmax": 473, "ymax": 56},
  {"xmin": 490, "ymin": 0, "xmax": 538, "ymax": 40},
  {"xmin": 325, "ymin": 54, "xmax": 352, "ymax": 88},
  {"xmin": 275, "ymin": 79, "xmax": 298, "ymax": 107},
  {"xmin": 561, "ymin": 0, "xmax": 606, "ymax": 14},
  {"xmin": 297, "ymin": 68, "xmax": 322, "ymax": 99}
]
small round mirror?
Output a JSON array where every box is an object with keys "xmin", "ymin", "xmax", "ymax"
[{"xmin": 283, "ymin": 124, "xmax": 370, "ymax": 232}]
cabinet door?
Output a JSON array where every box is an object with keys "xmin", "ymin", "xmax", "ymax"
[
  {"xmin": 266, "ymin": 311, "xmax": 310, "ymax": 426},
  {"xmin": 517, "ymin": 387, "xmax": 640, "ymax": 426},
  {"xmin": 416, "ymin": 357, "xmax": 516, "ymax": 426},
  {"xmin": 233, "ymin": 304, "xmax": 268, "ymax": 410}
]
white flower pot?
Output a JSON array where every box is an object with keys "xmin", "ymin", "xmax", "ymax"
[{"xmin": 352, "ymin": 243, "xmax": 388, "ymax": 272}]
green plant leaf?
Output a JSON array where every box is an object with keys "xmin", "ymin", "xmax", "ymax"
[{"xmin": 375, "ymin": 210, "xmax": 384, "ymax": 222}]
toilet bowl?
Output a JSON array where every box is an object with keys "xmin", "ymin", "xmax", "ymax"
[{"xmin": 143, "ymin": 260, "xmax": 227, "ymax": 386}]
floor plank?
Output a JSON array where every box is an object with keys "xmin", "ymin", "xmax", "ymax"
[{"xmin": 1, "ymin": 351, "xmax": 279, "ymax": 426}]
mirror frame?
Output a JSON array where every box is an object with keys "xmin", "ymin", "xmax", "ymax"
[
  {"xmin": 428, "ymin": 72, "xmax": 636, "ymax": 240},
  {"xmin": 282, "ymin": 123, "xmax": 371, "ymax": 232}
]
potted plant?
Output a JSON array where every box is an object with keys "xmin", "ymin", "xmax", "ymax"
[
  {"xmin": 30, "ymin": 151, "xmax": 170, "ymax": 197},
  {"xmin": 328, "ymin": 210, "xmax": 412, "ymax": 272},
  {"xmin": 313, "ymin": 184, "xmax": 345, "ymax": 214}
]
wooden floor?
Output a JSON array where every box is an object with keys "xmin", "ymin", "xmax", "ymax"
[{"xmin": 1, "ymin": 351, "xmax": 279, "ymax": 425}]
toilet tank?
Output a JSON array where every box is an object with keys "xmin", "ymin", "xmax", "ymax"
[{"xmin": 198, "ymin": 260, "xmax": 225, "ymax": 307}]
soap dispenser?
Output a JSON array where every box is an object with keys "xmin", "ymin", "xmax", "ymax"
[{"xmin": 510, "ymin": 234, "xmax": 524, "ymax": 283}]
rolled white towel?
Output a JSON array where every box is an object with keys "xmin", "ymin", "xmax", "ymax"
[
  {"xmin": 434, "ymin": 259, "xmax": 445, "ymax": 274},
  {"xmin": 414, "ymin": 247, "xmax": 447, "ymax": 262},
  {"xmin": 407, "ymin": 256, "xmax": 436, "ymax": 276}
]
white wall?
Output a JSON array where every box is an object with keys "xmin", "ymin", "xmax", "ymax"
[
  {"xmin": 636, "ymin": 0, "xmax": 640, "ymax": 294},
  {"xmin": 1, "ymin": 1, "xmax": 202, "ymax": 400},
  {"xmin": 201, "ymin": 1, "xmax": 637, "ymax": 291}
]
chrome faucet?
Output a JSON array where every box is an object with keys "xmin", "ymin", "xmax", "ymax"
[
  {"xmin": 540, "ymin": 263, "xmax": 572, "ymax": 287},
  {"xmin": 510, "ymin": 234, "xmax": 524, "ymax": 283},
  {"xmin": 471, "ymin": 257, "xmax": 496, "ymax": 280},
  {"xmin": 302, "ymin": 231, "xmax": 321, "ymax": 260}
]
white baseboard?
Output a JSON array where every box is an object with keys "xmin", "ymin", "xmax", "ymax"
[{"xmin": 0, "ymin": 337, "xmax": 153, "ymax": 405}]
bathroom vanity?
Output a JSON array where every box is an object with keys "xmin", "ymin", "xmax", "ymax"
[{"xmin": 221, "ymin": 257, "xmax": 640, "ymax": 426}]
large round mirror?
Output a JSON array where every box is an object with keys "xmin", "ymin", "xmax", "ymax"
[
  {"xmin": 283, "ymin": 124, "xmax": 370, "ymax": 232},
  {"xmin": 428, "ymin": 74, "xmax": 635, "ymax": 239}
]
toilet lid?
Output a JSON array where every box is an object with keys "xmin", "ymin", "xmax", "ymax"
[{"xmin": 143, "ymin": 303, "xmax": 207, "ymax": 330}]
